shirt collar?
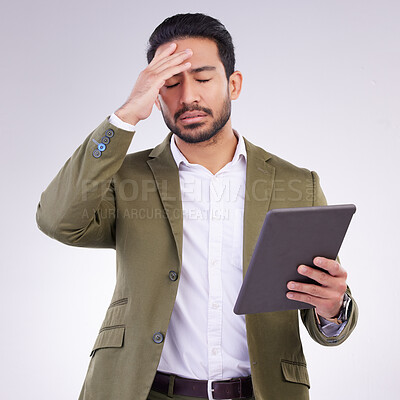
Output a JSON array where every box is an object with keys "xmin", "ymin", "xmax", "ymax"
[{"xmin": 170, "ymin": 130, "xmax": 247, "ymax": 169}]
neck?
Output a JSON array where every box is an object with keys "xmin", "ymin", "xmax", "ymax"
[{"xmin": 173, "ymin": 121, "xmax": 238, "ymax": 175}]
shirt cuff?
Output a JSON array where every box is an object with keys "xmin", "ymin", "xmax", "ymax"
[
  {"xmin": 109, "ymin": 113, "xmax": 136, "ymax": 132},
  {"xmin": 317, "ymin": 313, "xmax": 348, "ymax": 337}
]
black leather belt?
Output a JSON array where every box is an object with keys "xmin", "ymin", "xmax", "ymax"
[{"xmin": 151, "ymin": 371, "xmax": 253, "ymax": 399}]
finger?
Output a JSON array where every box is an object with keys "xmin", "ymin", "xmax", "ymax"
[
  {"xmin": 286, "ymin": 291, "xmax": 342, "ymax": 318},
  {"xmin": 313, "ymin": 257, "xmax": 346, "ymax": 278},
  {"xmin": 287, "ymin": 281, "xmax": 334, "ymax": 299},
  {"xmin": 286, "ymin": 291, "xmax": 335, "ymax": 308},
  {"xmin": 150, "ymin": 42, "xmax": 178, "ymax": 65},
  {"xmin": 153, "ymin": 62, "xmax": 192, "ymax": 89},
  {"xmin": 150, "ymin": 49, "xmax": 193, "ymax": 74},
  {"xmin": 297, "ymin": 264, "xmax": 334, "ymax": 286},
  {"xmin": 286, "ymin": 291, "xmax": 319, "ymax": 307}
]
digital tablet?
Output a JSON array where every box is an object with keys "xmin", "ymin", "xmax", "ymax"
[{"xmin": 233, "ymin": 204, "xmax": 356, "ymax": 315}]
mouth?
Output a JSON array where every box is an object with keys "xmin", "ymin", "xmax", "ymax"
[{"xmin": 179, "ymin": 111, "xmax": 208, "ymax": 124}]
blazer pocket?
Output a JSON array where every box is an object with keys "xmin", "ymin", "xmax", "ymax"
[
  {"xmin": 90, "ymin": 326, "xmax": 125, "ymax": 357},
  {"xmin": 100, "ymin": 297, "xmax": 128, "ymax": 328},
  {"xmin": 281, "ymin": 360, "xmax": 310, "ymax": 388}
]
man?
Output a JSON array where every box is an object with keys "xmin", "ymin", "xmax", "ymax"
[{"xmin": 36, "ymin": 13, "xmax": 358, "ymax": 400}]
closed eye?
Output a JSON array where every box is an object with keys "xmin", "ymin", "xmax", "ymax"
[
  {"xmin": 165, "ymin": 79, "xmax": 211, "ymax": 89},
  {"xmin": 165, "ymin": 83, "xmax": 179, "ymax": 89}
]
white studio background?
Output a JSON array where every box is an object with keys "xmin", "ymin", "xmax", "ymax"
[{"xmin": 1, "ymin": 0, "xmax": 399, "ymax": 399}]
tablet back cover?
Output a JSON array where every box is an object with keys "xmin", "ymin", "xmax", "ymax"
[{"xmin": 234, "ymin": 204, "xmax": 356, "ymax": 315}]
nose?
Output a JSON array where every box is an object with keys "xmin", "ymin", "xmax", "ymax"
[{"xmin": 179, "ymin": 79, "xmax": 200, "ymax": 105}]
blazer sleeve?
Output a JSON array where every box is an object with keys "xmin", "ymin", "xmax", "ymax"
[
  {"xmin": 300, "ymin": 171, "xmax": 359, "ymax": 346},
  {"xmin": 36, "ymin": 117, "xmax": 135, "ymax": 249}
]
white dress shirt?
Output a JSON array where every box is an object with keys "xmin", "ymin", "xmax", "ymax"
[{"xmin": 157, "ymin": 131, "xmax": 251, "ymax": 383}]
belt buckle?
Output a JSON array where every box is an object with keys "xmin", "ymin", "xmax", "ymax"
[{"xmin": 207, "ymin": 380, "xmax": 214, "ymax": 400}]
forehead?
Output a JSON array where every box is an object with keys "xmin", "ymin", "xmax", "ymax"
[{"xmin": 157, "ymin": 37, "xmax": 223, "ymax": 69}]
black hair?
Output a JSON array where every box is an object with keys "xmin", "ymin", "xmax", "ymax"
[{"xmin": 147, "ymin": 13, "xmax": 235, "ymax": 79}]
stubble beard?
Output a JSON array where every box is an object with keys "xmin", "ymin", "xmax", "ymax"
[{"xmin": 160, "ymin": 95, "xmax": 232, "ymax": 144}]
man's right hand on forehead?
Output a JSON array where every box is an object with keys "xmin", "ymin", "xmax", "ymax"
[{"xmin": 114, "ymin": 42, "xmax": 192, "ymax": 126}]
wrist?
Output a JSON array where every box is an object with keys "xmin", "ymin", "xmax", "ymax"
[
  {"xmin": 328, "ymin": 302, "xmax": 343, "ymax": 320},
  {"xmin": 114, "ymin": 107, "xmax": 140, "ymax": 126},
  {"xmin": 317, "ymin": 293, "xmax": 352, "ymax": 325}
]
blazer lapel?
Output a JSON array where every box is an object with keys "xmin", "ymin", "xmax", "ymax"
[
  {"xmin": 147, "ymin": 134, "xmax": 183, "ymax": 267},
  {"xmin": 243, "ymin": 138, "xmax": 275, "ymax": 277}
]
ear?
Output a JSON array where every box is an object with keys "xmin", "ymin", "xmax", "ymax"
[
  {"xmin": 155, "ymin": 95, "xmax": 161, "ymax": 111},
  {"xmin": 229, "ymin": 71, "xmax": 243, "ymax": 100}
]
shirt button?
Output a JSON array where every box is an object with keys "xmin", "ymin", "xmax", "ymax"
[
  {"xmin": 211, "ymin": 348, "xmax": 219, "ymax": 356},
  {"xmin": 212, "ymin": 302, "xmax": 219, "ymax": 309},
  {"xmin": 168, "ymin": 270, "xmax": 178, "ymax": 281},
  {"xmin": 152, "ymin": 332, "xmax": 164, "ymax": 344}
]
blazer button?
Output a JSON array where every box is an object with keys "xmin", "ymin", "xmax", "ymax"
[
  {"xmin": 92, "ymin": 149, "xmax": 102, "ymax": 158},
  {"xmin": 153, "ymin": 332, "xmax": 164, "ymax": 344},
  {"xmin": 169, "ymin": 270, "xmax": 178, "ymax": 281},
  {"xmin": 101, "ymin": 136, "xmax": 110, "ymax": 145},
  {"xmin": 105, "ymin": 129, "xmax": 115, "ymax": 138}
]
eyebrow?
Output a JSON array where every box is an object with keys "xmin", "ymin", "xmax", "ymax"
[
  {"xmin": 172, "ymin": 66, "xmax": 216, "ymax": 77},
  {"xmin": 189, "ymin": 66, "xmax": 216, "ymax": 74}
]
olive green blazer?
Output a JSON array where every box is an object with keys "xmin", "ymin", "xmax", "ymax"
[{"xmin": 36, "ymin": 118, "xmax": 358, "ymax": 400}]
